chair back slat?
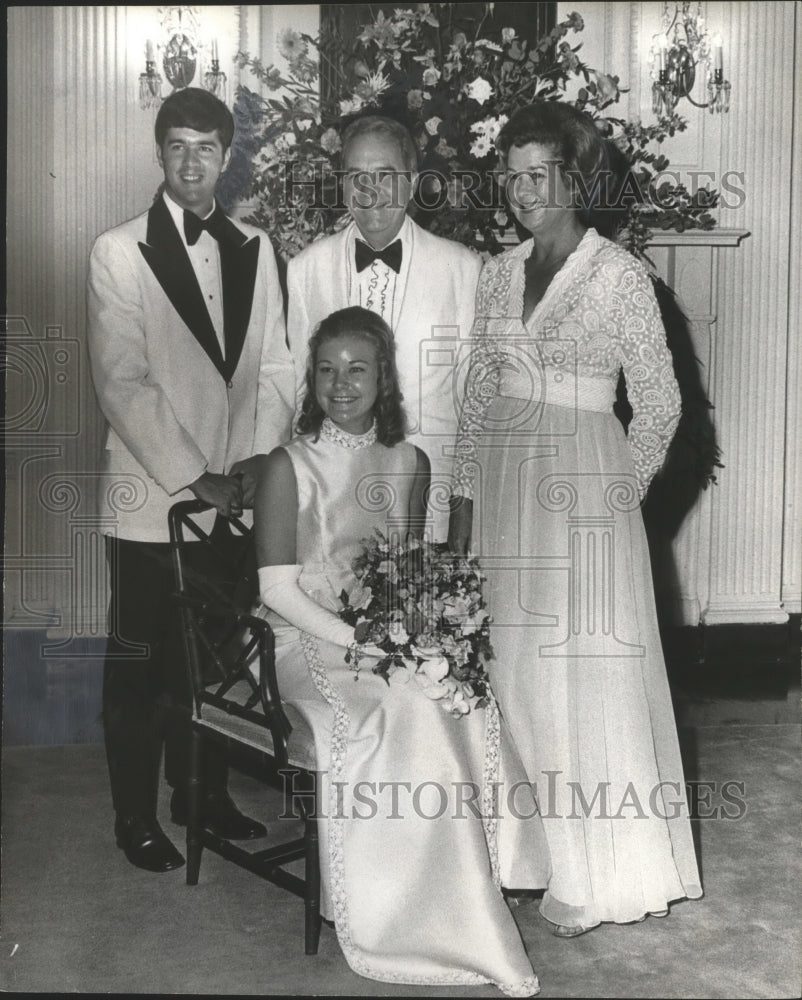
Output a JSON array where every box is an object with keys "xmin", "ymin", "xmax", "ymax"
[{"xmin": 169, "ymin": 500, "xmax": 292, "ymax": 760}]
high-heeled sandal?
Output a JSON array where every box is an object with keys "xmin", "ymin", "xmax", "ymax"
[
  {"xmin": 634, "ymin": 908, "xmax": 670, "ymax": 923},
  {"xmin": 548, "ymin": 922, "xmax": 594, "ymax": 938}
]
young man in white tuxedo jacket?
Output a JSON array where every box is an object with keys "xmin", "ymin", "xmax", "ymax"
[
  {"xmin": 286, "ymin": 116, "xmax": 482, "ymax": 541},
  {"xmin": 87, "ymin": 89, "xmax": 295, "ymax": 872}
]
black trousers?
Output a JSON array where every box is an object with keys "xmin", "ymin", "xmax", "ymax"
[{"xmin": 102, "ymin": 532, "xmax": 230, "ymax": 820}]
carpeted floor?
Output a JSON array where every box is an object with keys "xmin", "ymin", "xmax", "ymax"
[{"xmin": 1, "ymin": 717, "xmax": 800, "ymax": 998}]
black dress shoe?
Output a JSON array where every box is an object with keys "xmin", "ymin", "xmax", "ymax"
[
  {"xmin": 115, "ymin": 816, "xmax": 185, "ymax": 873},
  {"xmin": 170, "ymin": 789, "xmax": 268, "ymax": 841}
]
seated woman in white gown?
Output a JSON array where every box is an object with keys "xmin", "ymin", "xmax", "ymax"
[{"xmin": 254, "ymin": 306, "xmax": 549, "ymax": 996}]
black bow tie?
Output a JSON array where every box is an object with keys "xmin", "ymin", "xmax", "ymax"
[
  {"xmin": 184, "ymin": 207, "xmax": 227, "ymax": 246},
  {"xmin": 355, "ymin": 238, "xmax": 403, "ymax": 273}
]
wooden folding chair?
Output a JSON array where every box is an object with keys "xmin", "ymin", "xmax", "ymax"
[{"xmin": 168, "ymin": 499, "xmax": 321, "ymax": 954}]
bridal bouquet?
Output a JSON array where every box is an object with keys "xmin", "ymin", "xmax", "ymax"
[{"xmin": 338, "ymin": 531, "xmax": 493, "ymax": 717}]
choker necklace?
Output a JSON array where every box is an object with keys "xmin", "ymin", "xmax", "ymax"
[{"xmin": 320, "ymin": 416, "xmax": 377, "ymax": 450}]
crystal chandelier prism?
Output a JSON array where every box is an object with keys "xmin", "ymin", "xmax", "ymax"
[
  {"xmin": 649, "ymin": 2, "xmax": 731, "ymax": 116},
  {"xmin": 139, "ymin": 6, "xmax": 227, "ymax": 110}
]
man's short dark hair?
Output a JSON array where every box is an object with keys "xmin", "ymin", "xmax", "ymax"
[{"xmin": 154, "ymin": 88, "xmax": 235, "ymax": 150}]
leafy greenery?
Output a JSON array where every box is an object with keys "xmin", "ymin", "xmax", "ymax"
[{"xmin": 219, "ymin": 4, "xmax": 719, "ymax": 261}]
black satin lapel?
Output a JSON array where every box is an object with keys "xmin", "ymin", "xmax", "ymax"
[
  {"xmin": 138, "ymin": 199, "xmax": 226, "ymax": 378},
  {"xmin": 219, "ymin": 216, "xmax": 259, "ymax": 382}
]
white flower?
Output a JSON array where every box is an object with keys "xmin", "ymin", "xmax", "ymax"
[
  {"xmin": 470, "ymin": 134, "xmax": 492, "ymax": 158},
  {"xmin": 412, "ymin": 642, "xmax": 444, "ymax": 659},
  {"xmin": 355, "ymin": 70, "xmax": 391, "ymax": 103},
  {"xmin": 446, "ymin": 688, "xmax": 471, "ymax": 716},
  {"xmin": 275, "ymin": 133, "xmax": 297, "ymax": 152},
  {"xmin": 474, "ymin": 38, "xmax": 502, "ymax": 52},
  {"xmin": 388, "ymin": 621, "xmax": 410, "ymax": 646},
  {"xmin": 377, "ymin": 560, "xmax": 398, "ymax": 583},
  {"xmin": 339, "ymin": 96, "xmax": 365, "ymax": 116},
  {"xmin": 296, "ymin": 118, "xmax": 313, "ymax": 132},
  {"xmin": 466, "ymin": 77, "xmax": 493, "ymax": 105},
  {"xmin": 412, "ymin": 671, "xmax": 447, "ymax": 700},
  {"xmin": 420, "ymin": 656, "xmax": 450, "ymax": 684},
  {"xmin": 442, "ymin": 594, "xmax": 472, "ymax": 620},
  {"xmin": 422, "ymin": 66, "xmax": 441, "ymax": 87},
  {"xmin": 424, "ymin": 116, "xmax": 442, "ymax": 136},
  {"xmin": 277, "ymin": 27, "xmax": 308, "ymax": 62},
  {"xmin": 593, "ymin": 70, "xmax": 619, "ymax": 103},
  {"xmin": 488, "ymin": 114, "xmax": 508, "ymax": 142},
  {"xmin": 319, "ymin": 127, "xmax": 342, "ymax": 154},
  {"xmin": 471, "ymin": 114, "xmax": 507, "ymax": 142},
  {"xmin": 347, "ymin": 582, "xmax": 373, "ymax": 611},
  {"xmin": 259, "ymin": 142, "xmax": 279, "ymax": 167},
  {"xmin": 501, "ymin": 27, "xmax": 516, "ymax": 44},
  {"xmin": 450, "ymin": 640, "xmax": 472, "ymax": 666},
  {"xmin": 469, "ymin": 114, "xmax": 507, "ymax": 158}
]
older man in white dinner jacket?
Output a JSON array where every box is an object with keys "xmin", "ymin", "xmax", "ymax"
[{"xmin": 286, "ymin": 115, "xmax": 482, "ymax": 541}]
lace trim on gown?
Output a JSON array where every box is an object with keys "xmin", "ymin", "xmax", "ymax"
[
  {"xmin": 482, "ymin": 694, "xmax": 502, "ymax": 890},
  {"xmin": 298, "ymin": 632, "xmax": 539, "ymax": 997},
  {"xmin": 319, "ymin": 416, "xmax": 377, "ymax": 450}
]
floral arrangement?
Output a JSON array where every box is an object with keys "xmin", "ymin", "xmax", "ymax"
[
  {"xmin": 337, "ymin": 531, "xmax": 493, "ymax": 717},
  {"xmin": 220, "ymin": 4, "xmax": 719, "ymax": 261}
]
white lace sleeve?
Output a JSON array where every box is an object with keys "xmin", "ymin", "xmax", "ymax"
[
  {"xmin": 452, "ymin": 275, "xmax": 503, "ymax": 501},
  {"xmin": 610, "ymin": 257, "xmax": 681, "ymax": 499}
]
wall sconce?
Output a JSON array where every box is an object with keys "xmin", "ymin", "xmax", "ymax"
[
  {"xmin": 649, "ymin": 2, "xmax": 731, "ymax": 116},
  {"xmin": 139, "ymin": 6, "xmax": 227, "ymax": 110}
]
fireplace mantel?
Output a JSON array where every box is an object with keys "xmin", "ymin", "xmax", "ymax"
[{"xmin": 646, "ymin": 228, "xmax": 750, "ymax": 248}]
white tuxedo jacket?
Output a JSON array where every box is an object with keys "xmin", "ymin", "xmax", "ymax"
[
  {"xmin": 286, "ymin": 218, "xmax": 482, "ymax": 538},
  {"xmin": 87, "ymin": 197, "xmax": 295, "ymax": 541}
]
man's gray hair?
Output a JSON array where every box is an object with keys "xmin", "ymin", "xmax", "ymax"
[{"xmin": 341, "ymin": 115, "xmax": 419, "ymax": 173}]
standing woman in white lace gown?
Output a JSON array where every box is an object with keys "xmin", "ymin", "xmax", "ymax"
[
  {"xmin": 449, "ymin": 104, "xmax": 703, "ymax": 937},
  {"xmin": 254, "ymin": 306, "xmax": 549, "ymax": 996}
]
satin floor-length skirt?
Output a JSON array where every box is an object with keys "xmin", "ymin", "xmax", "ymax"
[
  {"xmin": 476, "ymin": 393, "xmax": 703, "ymax": 930},
  {"xmin": 271, "ymin": 617, "xmax": 550, "ymax": 997}
]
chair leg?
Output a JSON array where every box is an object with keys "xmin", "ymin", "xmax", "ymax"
[
  {"xmin": 186, "ymin": 727, "xmax": 204, "ymax": 885},
  {"xmin": 304, "ymin": 816, "xmax": 321, "ymax": 955}
]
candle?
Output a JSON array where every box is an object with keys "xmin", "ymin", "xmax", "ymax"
[
  {"xmin": 711, "ymin": 34, "xmax": 723, "ymax": 72},
  {"xmin": 146, "ymin": 38, "xmax": 154, "ymax": 63},
  {"xmin": 211, "ymin": 39, "xmax": 218, "ymax": 62},
  {"xmin": 657, "ymin": 34, "xmax": 668, "ymax": 73}
]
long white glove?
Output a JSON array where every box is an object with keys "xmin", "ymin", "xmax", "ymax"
[{"xmin": 258, "ymin": 564, "xmax": 355, "ymax": 649}]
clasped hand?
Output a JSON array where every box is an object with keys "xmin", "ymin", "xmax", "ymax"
[
  {"xmin": 189, "ymin": 456, "xmax": 266, "ymax": 517},
  {"xmin": 189, "ymin": 472, "xmax": 244, "ymax": 517}
]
